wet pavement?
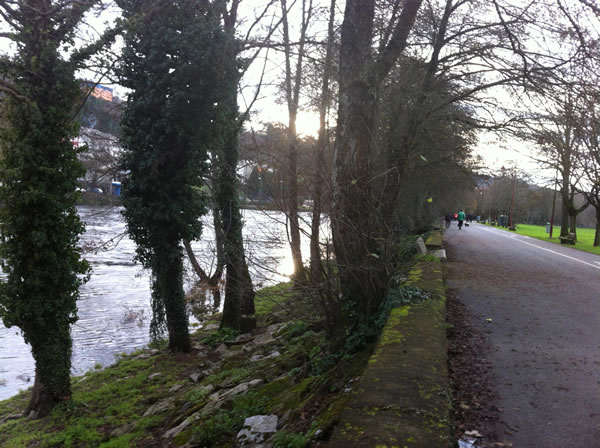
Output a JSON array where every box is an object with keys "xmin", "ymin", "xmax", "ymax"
[{"xmin": 445, "ymin": 222, "xmax": 600, "ymax": 447}]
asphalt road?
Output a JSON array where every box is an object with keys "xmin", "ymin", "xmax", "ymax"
[{"xmin": 444, "ymin": 222, "xmax": 600, "ymax": 447}]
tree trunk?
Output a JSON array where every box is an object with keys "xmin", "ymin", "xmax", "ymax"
[
  {"xmin": 332, "ymin": 0, "xmax": 378, "ymax": 317},
  {"xmin": 25, "ymin": 328, "xmax": 73, "ymax": 418},
  {"xmin": 332, "ymin": 0, "xmax": 422, "ymax": 318},
  {"xmin": 156, "ymin": 245, "xmax": 191, "ymax": 352},
  {"xmin": 26, "ymin": 372, "xmax": 57, "ymax": 419},
  {"xmin": 287, "ymin": 122, "xmax": 303, "ymax": 278},
  {"xmin": 211, "ymin": 203, "xmax": 225, "ymax": 284},
  {"xmin": 281, "ymin": 0, "xmax": 312, "ymax": 279},
  {"xmin": 560, "ymin": 190, "xmax": 570, "ymax": 238},
  {"xmin": 183, "ymin": 239, "xmax": 209, "ymax": 284},
  {"xmin": 240, "ymin": 255, "xmax": 255, "ymax": 315},
  {"xmin": 595, "ymin": 208, "xmax": 600, "ymax": 247},
  {"xmin": 218, "ymin": 130, "xmax": 255, "ymax": 327},
  {"xmin": 310, "ymin": 0, "xmax": 336, "ymax": 285},
  {"xmin": 183, "ymin": 200, "xmax": 226, "ymax": 309},
  {"xmin": 309, "ymin": 145, "xmax": 325, "ymax": 283},
  {"xmin": 569, "ymin": 213, "xmax": 577, "ymax": 241},
  {"xmin": 217, "ymin": 8, "xmax": 255, "ymax": 329}
]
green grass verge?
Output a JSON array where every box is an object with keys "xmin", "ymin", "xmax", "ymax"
[{"xmin": 484, "ymin": 223, "xmax": 600, "ymax": 256}]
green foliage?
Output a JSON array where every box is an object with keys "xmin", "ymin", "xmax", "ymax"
[
  {"xmin": 397, "ymin": 234, "xmax": 419, "ymax": 261},
  {"xmin": 118, "ymin": 0, "xmax": 225, "ymax": 348},
  {"xmin": 98, "ymin": 434, "xmax": 135, "ymax": 448},
  {"xmin": 312, "ymin": 286, "xmax": 430, "ymax": 374},
  {"xmin": 186, "ymin": 387, "xmax": 210, "ymax": 404},
  {"xmin": 202, "ymin": 328, "xmax": 240, "ymax": 347},
  {"xmin": 416, "ymin": 254, "xmax": 441, "ymax": 262},
  {"xmin": 272, "ymin": 431, "xmax": 309, "ymax": 448},
  {"xmin": 0, "ymin": 1, "xmax": 93, "ymax": 408},
  {"xmin": 0, "ymin": 281, "xmax": 377, "ymax": 447},
  {"xmin": 387, "ymin": 286, "xmax": 431, "ymax": 307},
  {"xmin": 0, "ymin": 348, "xmax": 190, "ymax": 447},
  {"xmin": 189, "ymin": 411, "xmax": 242, "ymax": 446},
  {"xmin": 204, "ymin": 366, "xmax": 252, "ymax": 387},
  {"xmin": 285, "ymin": 321, "xmax": 310, "ymax": 338},
  {"xmin": 45, "ymin": 420, "xmax": 103, "ymax": 447}
]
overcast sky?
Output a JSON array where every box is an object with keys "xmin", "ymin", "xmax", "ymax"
[{"xmin": 0, "ymin": 0, "xmax": 596, "ymax": 186}]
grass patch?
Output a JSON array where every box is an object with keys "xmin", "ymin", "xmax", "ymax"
[
  {"xmin": 0, "ymin": 350, "xmax": 196, "ymax": 447},
  {"xmin": 485, "ymin": 223, "xmax": 600, "ymax": 256},
  {"xmin": 201, "ymin": 327, "xmax": 239, "ymax": 347},
  {"xmin": 254, "ymin": 282, "xmax": 294, "ymax": 318}
]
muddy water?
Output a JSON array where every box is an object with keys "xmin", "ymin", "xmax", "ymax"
[{"xmin": 0, "ymin": 206, "xmax": 325, "ymax": 400}]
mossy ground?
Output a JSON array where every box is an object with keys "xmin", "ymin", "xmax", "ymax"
[{"xmin": 0, "ymin": 282, "xmax": 375, "ymax": 447}]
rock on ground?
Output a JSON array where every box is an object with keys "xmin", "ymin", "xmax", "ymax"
[{"xmin": 237, "ymin": 415, "xmax": 278, "ymax": 446}]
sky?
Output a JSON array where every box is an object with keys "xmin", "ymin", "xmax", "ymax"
[{"xmin": 0, "ymin": 0, "xmax": 593, "ymax": 186}]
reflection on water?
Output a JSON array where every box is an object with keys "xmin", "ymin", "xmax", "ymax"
[{"xmin": 0, "ymin": 206, "xmax": 328, "ymax": 400}]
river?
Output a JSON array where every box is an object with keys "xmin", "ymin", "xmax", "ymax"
[{"xmin": 0, "ymin": 206, "xmax": 326, "ymax": 400}]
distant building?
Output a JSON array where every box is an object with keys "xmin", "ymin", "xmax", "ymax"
[
  {"xmin": 236, "ymin": 159, "xmax": 255, "ymax": 181},
  {"xmin": 85, "ymin": 82, "xmax": 113, "ymax": 102}
]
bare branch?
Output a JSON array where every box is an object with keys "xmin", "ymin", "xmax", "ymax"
[
  {"xmin": 374, "ymin": 0, "xmax": 424, "ymax": 86},
  {"xmin": 0, "ymin": 79, "xmax": 29, "ymax": 102}
]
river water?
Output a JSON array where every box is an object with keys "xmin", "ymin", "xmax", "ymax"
[{"xmin": 0, "ymin": 206, "xmax": 325, "ymax": 400}]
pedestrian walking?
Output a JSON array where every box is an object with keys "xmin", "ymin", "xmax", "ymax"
[
  {"xmin": 457, "ymin": 209, "xmax": 465, "ymax": 230},
  {"xmin": 445, "ymin": 213, "xmax": 452, "ymax": 228}
]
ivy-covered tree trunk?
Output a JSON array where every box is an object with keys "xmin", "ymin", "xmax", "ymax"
[
  {"xmin": 216, "ymin": 4, "xmax": 255, "ymax": 330},
  {"xmin": 153, "ymin": 244, "xmax": 190, "ymax": 352},
  {"xmin": 217, "ymin": 102, "xmax": 256, "ymax": 327},
  {"xmin": 118, "ymin": 0, "xmax": 221, "ymax": 351},
  {"xmin": 217, "ymin": 129, "xmax": 255, "ymax": 327},
  {"xmin": 26, "ymin": 328, "xmax": 75, "ymax": 417},
  {"xmin": 0, "ymin": 1, "xmax": 100, "ymax": 417}
]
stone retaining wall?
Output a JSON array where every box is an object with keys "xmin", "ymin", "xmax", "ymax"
[{"xmin": 328, "ymin": 231, "xmax": 451, "ymax": 448}]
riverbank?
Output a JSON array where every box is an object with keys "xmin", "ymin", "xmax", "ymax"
[
  {"xmin": 0, "ymin": 206, "xmax": 309, "ymax": 400},
  {"xmin": 0, "ymin": 281, "xmax": 374, "ymax": 447},
  {"xmin": 0, "ymin": 237, "xmax": 451, "ymax": 447}
]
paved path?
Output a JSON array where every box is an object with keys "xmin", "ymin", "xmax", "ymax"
[{"xmin": 444, "ymin": 222, "xmax": 600, "ymax": 447}]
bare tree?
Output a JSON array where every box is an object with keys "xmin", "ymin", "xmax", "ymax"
[
  {"xmin": 576, "ymin": 91, "xmax": 600, "ymax": 245},
  {"xmin": 280, "ymin": 0, "xmax": 314, "ymax": 279},
  {"xmin": 332, "ymin": 0, "xmax": 424, "ymax": 319},
  {"xmin": 530, "ymin": 92, "xmax": 589, "ymax": 240},
  {"xmin": 310, "ymin": 0, "xmax": 336, "ymax": 285}
]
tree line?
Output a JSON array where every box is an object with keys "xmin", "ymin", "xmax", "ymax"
[{"xmin": 0, "ymin": 0, "xmax": 598, "ymax": 418}]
